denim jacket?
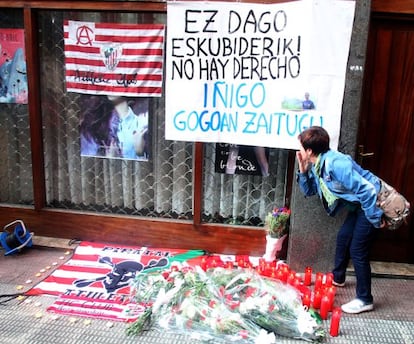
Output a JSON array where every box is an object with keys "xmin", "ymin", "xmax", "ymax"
[{"xmin": 296, "ymin": 149, "xmax": 384, "ymax": 228}]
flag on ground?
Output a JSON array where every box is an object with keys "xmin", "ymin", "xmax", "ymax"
[{"xmin": 26, "ymin": 241, "xmax": 204, "ymax": 322}]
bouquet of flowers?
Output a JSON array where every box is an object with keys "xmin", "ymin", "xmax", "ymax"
[
  {"xmin": 265, "ymin": 207, "xmax": 291, "ymax": 238},
  {"xmin": 127, "ymin": 264, "xmax": 325, "ymax": 343}
]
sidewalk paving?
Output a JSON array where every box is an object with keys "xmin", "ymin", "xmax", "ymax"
[{"xmin": 0, "ymin": 243, "xmax": 413, "ymax": 344}]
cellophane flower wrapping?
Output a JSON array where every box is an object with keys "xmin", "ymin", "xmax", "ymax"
[{"xmin": 127, "ymin": 264, "xmax": 325, "ymax": 343}]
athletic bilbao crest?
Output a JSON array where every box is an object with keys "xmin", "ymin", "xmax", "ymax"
[{"xmin": 100, "ymin": 44, "xmax": 122, "ymax": 71}]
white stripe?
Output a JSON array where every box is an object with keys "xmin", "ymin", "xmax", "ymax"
[
  {"xmin": 94, "ymin": 28, "xmax": 164, "ymax": 37},
  {"xmin": 63, "ymin": 259, "xmax": 112, "ymax": 268},
  {"xmin": 64, "ymin": 42, "xmax": 164, "ymax": 51},
  {"xmin": 49, "ymin": 269, "xmax": 108, "ymax": 280},
  {"xmin": 64, "ymin": 53, "xmax": 164, "ymax": 64},
  {"xmin": 74, "ymin": 245, "xmax": 149, "ymax": 257}
]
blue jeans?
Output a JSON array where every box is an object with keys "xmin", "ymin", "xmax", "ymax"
[{"xmin": 332, "ymin": 208, "xmax": 377, "ymax": 304}]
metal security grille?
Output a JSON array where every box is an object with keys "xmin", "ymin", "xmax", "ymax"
[
  {"xmin": 1, "ymin": 9, "xmax": 289, "ymax": 227},
  {"xmin": 38, "ymin": 10, "xmax": 194, "ymax": 219},
  {"xmin": 202, "ymin": 144, "xmax": 288, "ymax": 226},
  {"xmin": 0, "ymin": 9, "xmax": 33, "ymax": 205},
  {"xmin": 0, "ymin": 103, "xmax": 33, "ymax": 205}
]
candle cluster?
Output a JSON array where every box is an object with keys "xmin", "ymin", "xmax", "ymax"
[
  {"xmin": 200, "ymin": 255, "xmax": 341, "ymax": 337},
  {"xmin": 199, "ymin": 256, "xmax": 341, "ymax": 337},
  {"xmin": 302, "ymin": 267, "xmax": 342, "ymax": 337}
]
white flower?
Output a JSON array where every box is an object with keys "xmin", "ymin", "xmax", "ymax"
[
  {"xmin": 152, "ymin": 279, "xmax": 184, "ymax": 312},
  {"xmin": 227, "ymin": 312, "xmax": 242, "ymax": 323},
  {"xmin": 180, "ymin": 298, "xmax": 197, "ymax": 319},
  {"xmin": 255, "ymin": 329, "xmax": 276, "ymax": 344},
  {"xmin": 239, "ymin": 296, "xmax": 256, "ymax": 313},
  {"xmin": 158, "ymin": 314, "xmax": 171, "ymax": 329},
  {"xmin": 296, "ymin": 308, "xmax": 317, "ymax": 335},
  {"xmin": 258, "ymin": 294, "xmax": 273, "ymax": 313}
]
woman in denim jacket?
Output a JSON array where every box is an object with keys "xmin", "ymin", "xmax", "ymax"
[{"xmin": 296, "ymin": 126, "xmax": 385, "ymax": 314}]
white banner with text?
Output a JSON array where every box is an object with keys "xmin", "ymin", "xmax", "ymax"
[{"xmin": 165, "ymin": 0, "xmax": 355, "ymax": 150}]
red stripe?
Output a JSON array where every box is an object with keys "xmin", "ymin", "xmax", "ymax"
[
  {"xmin": 70, "ymin": 254, "xmax": 101, "ymax": 261},
  {"xmin": 122, "ymin": 48, "xmax": 163, "ymax": 56},
  {"xmin": 66, "ymin": 82, "xmax": 162, "ymax": 95},
  {"xmin": 65, "ymin": 57, "xmax": 163, "ymax": 69},
  {"xmin": 26, "ymin": 288, "xmax": 62, "ymax": 296}
]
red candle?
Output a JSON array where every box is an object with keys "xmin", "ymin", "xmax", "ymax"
[
  {"xmin": 211, "ymin": 257, "xmax": 218, "ymax": 267},
  {"xmin": 313, "ymin": 290, "xmax": 322, "ymax": 309},
  {"xmin": 287, "ymin": 271, "xmax": 296, "ymax": 285},
  {"xmin": 259, "ymin": 258, "xmax": 266, "ymax": 270},
  {"xmin": 319, "ymin": 294, "xmax": 330, "ymax": 320},
  {"xmin": 275, "ymin": 269, "xmax": 285, "ymax": 281},
  {"xmin": 315, "ymin": 272, "xmax": 323, "ymax": 290},
  {"xmin": 237, "ymin": 257, "xmax": 245, "ymax": 267},
  {"xmin": 302, "ymin": 292, "xmax": 311, "ymax": 309},
  {"xmin": 294, "ymin": 277, "xmax": 301, "ymax": 288},
  {"xmin": 277, "ymin": 266, "xmax": 289, "ymax": 283},
  {"xmin": 327, "ymin": 286, "xmax": 336, "ymax": 310},
  {"xmin": 201, "ymin": 257, "xmax": 207, "ymax": 270},
  {"xmin": 324, "ymin": 272, "xmax": 333, "ymax": 287},
  {"xmin": 330, "ymin": 307, "xmax": 342, "ymax": 336},
  {"xmin": 304, "ymin": 266, "xmax": 312, "ymax": 286}
]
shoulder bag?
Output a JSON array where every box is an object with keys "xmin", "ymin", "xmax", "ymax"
[{"xmin": 377, "ymin": 179, "xmax": 410, "ymax": 230}]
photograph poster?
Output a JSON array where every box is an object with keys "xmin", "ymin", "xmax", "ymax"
[{"xmin": 80, "ymin": 95, "xmax": 150, "ymax": 161}]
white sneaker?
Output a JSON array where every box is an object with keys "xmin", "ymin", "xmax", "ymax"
[
  {"xmin": 333, "ymin": 280, "xmax": 345, "ymax": 287},
  {"xmin": 341, "ymin": 299, "xmax": 374, "ymax": 314}
]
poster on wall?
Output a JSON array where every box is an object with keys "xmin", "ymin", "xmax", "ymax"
[
  {"xmin": 165, "ymin": 1, "xmax": 356, "ymax": 150},
  {"xmin": 215, "ymin": 144, "xmax": 269, "ymax": 176},
  {"xmin": 79, "ymin": 95, "xmax": 150, "ymax": 161},
  {"xmin": 0, "ymin": 29, "xmax": 28, "ymax": 104},
  {"xmin": 63, "ymin": 20, "xmax": 165, "ymax": 97}
]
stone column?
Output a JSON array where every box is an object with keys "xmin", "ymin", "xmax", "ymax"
[{"xmin": 287, "ymin": 0, "xmax": 371, "ymax": 272}]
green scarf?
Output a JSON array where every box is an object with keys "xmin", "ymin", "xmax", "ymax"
[{"xmin": 314, "ymin": 154, "xmax": 339, "ymax": 207}]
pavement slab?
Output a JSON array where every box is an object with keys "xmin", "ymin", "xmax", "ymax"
[{"xmin": 0, "ymin": 244, "xmax": 413, "ymax": 344}]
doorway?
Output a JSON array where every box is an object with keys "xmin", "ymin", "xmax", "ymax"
[{"xmin": 358, "ymin": 14, "xmax": 414, "ymax": 263}]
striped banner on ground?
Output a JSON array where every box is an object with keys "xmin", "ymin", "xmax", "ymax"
[{"xmin": 27, "ymin": 241, "xmax": 204, "ymax": 322}]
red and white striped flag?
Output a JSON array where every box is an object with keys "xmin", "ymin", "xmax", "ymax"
[
  {"xmin": 26, "ymin": 241, "xmax": 204, "ymax": 322},
  {"xmin": 64, "ymin": 20, "xmax": 165, "ymax": 97}
]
